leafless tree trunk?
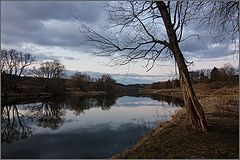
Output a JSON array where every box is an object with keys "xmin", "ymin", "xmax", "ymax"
[{"xmin": 155, "ymin": 1, "xmax": 207, "ymax": 131}]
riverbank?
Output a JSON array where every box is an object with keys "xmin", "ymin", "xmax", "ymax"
[
  {"xmin": 113, "ymin": 83, "xmax": 239, "ymax": 159},
  {"xmin": 1, "ymin": 73, "xmax": 115, "ymax": 99}
]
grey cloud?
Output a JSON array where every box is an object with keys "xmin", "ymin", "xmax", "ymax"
[
  {"xmin": 180, "ymin": 25, "xmax": 233, "ymax": 59},
  {"xmin": 1, "ymin": 1, "xmax": 103, "ymax": 47},
  {"xmin": 64, "ymin": 56, "xmax": 80, "ymax": 61},
  {"xmin": 1, "ymin": 1, "xmax": 102, "ymax": 22},
  {"xmin": 2, "ymin": 21, "xmax": 82, "ymax": 47},
  {"xmin": 199, "ymin": 43, "xmax": 229, "ymax": 59},
  {"xmin": 180, "ymin": 37, "xmax": 208, "ymax": 53},
  {"xmin": 32, "ymin": 53, "xmax": 79, "ymax": 61},
  {"xmin": 32, "ymin": 53, "xmax": 61, "ymax": 61},
  {"xmin": 182, "ymin": 42, "xmax": 230, "ymax": 59}
]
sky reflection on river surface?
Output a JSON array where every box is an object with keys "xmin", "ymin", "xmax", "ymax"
[{"xmin": 1, "ymin": 95, "xmax": 182, "ymax": 158}]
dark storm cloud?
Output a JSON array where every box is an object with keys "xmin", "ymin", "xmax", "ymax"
[{"xmin": 1, "ymin": 1, "xmax": 103, "ymax": 46}]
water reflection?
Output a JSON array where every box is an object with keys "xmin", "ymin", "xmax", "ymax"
[
  {"xmin": 1, "ymin": 95, "xmax": 182, "ymax": 158},
  {"xmin": 66, "ymin": 96, "xmax": 117, "ymax": 115},
  {"xmin": 1, "ymin": 105, "xmax": 32, "ymax": 143},
  {"xmin": 150, "ymin": 95, "xmax": 183, "ymax": 106},
  {"xmin": 1, "ymin": 96, "xmax": 119, "ymax": 143},
  {"xmin": 31, "ymin": 101, "xmax": 66, "ymax": 130}
]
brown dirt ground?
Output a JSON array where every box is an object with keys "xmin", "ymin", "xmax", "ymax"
[{"xmin": 113, "ymin": 83, "xmax": 239, "ymax": 159}]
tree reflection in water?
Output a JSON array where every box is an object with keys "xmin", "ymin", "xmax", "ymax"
[
  {"xmin": 1, "ymin": 96, "xmax": 117, "ymax": 143},
  {"xmin": 150, "ymin": 95, "xmax": 183, "ymax": 107},
  {"xmin": 30, "ymin": 101, "xmax": 66, "ymax": 130},
  {"xmin": 1, "ymin": 105, "xmax": 31, "ymax": 143},
  {"xmin": 66, "ymin": 97, "xmax": 97, "ymax": 115},
  {"xmin": 97, "ymin": 96, "xmax": 117, "ymax": 110},
  {"xmin": 66, "ymin": 96, "xmax": 117, "ymax": 115}
]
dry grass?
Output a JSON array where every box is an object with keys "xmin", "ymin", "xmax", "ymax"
[{"xmin": 113, "ymin": 85, "xmax": 239, "ymax": 159}]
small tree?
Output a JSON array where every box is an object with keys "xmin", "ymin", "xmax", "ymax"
[
  {"xmin": 218, "ymin": 68, "xmax": 227, "ymax": 81},
  {"xmin": 189, "ymin": 71, "xmax": 201, "ymax": 84},
  {"xmin": 210, "ymin": 67, "xmax": 219, "ymax": 81},
  {"xmin": 96, "ymin": 74, "xmax": 118, "ymax": 94},
  {"xmin": 165, "ymin": 80, "xmax": 172, "ymax": 89},
  {"xmin": 70, "ymin": 72, "xmax": 91, "ymax": 91},
  {"xmin": 223, "ymin": 63, "xmax": 236, "ymax": 81},
  {"xmin": 199, "ymin": 70, "xmax": 209, "ymax": 83},
  {"xmin": 172, "ymin": 78, "xmax": 180, "ymax": 88}
]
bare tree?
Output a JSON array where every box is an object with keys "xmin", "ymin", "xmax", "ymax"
[
  {"xmin": 210, "ymin": 67, "xmax": 220, "ymax": 81},
  {"xmin": 34, "ymin": 60, "xmax": 66, "ymax": 79},
  {"xmin": 97, "ymin": 74, "xmax": 118, "ymax": 94},
  {"xmin": 70, "ymin": 72, "xmax": 91, "ymax": 91},
  {"xmin": 1, "ymin": 49, "xmax": 18, "ymax": 75},
  {"xmin": 17, "ymin": 52, "xmax": 35, "ymax": 76},
  {"xmin": 223, "ymin": 63, "xmax": 236, "ymax": 81},
  {"xmin": 1, "ymin": 49, "xmax": 35, "ymax": 76},
  {"xmin": 75, "ymin": 1, "xmax": 238, "ymax": 131},
  {"xmin": 1, "ymin": 49, "xmax": 8, "ymax": 72},
  {"xmin": 191, "ymin": 1, "xmax": 239, "ymax": 42}
]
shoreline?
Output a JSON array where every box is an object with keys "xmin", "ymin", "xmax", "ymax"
[
  {"xmin": 2, "ymin": 91, "xmax": 107, "ymax": 98},
  {"xmin": 113, "ymin": 84, "xmax": 239, "ymax": 159},
  {"xmin": 1, "ymin": 91, "xmax": 107, "ymax": 106}
]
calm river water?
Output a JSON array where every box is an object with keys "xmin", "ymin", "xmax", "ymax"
[{"xmin": 1, "ymin": 95, "xmax": 182, "ymax": 158}]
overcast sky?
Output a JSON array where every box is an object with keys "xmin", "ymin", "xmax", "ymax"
[{"xmin": 1, "ymin": 1, "xmax": 238, "ymax": 84}]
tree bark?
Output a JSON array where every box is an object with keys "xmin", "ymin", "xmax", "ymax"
[
  {"xmin": 156, "ymin": 1, "xmax": 208, "ymax": 131},
  {"xmin": 171, "ymin": 43, "xmax": 208, "ymax": 131}
]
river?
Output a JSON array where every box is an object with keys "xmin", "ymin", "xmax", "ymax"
[{"xmin": 1, "ymin": 95, "xmax": 183, "ymax": 158}]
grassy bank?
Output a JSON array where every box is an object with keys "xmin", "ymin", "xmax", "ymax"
[{"xmin": 114, "ymin": 83, "xmax": 239, "ymax": 159}]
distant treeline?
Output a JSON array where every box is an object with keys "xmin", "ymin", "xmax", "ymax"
[
  {"xmin": 68, "ymin": 72, "xmax": 120, "ymax": 94},
  {"xmin": 147, "ymin": 64, "xmax": 239, "ymax": 89},
  {"xmin": 1, "ymin": 72, "xmax": 121, "ymax": 97}
]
